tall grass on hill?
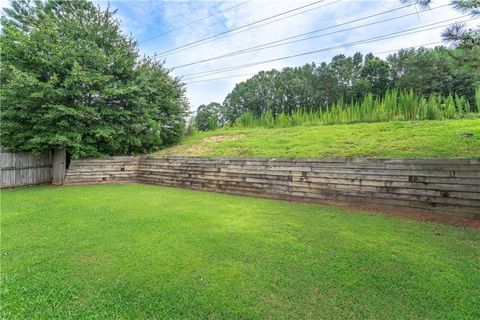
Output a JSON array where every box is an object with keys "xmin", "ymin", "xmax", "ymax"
[
  {"xmin": 476, "ymin": 86, "xmax": 480, "ymax": 113},
  {"xmin": 235, "ymin": 89, "xmax": 478, "ymax": 128}
]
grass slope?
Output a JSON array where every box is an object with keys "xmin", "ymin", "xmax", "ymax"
[
  {"xmin": 2, "ymin": 184, "xmax": 479, "ymax": 319},
  {"xmin": 155, "ymin": 119, "xmax": 480, "ymax": 158}
]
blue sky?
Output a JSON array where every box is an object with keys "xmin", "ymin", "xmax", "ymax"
[{"xmin": 1, "ymin": 0, "xmax": 474, "ymax": 110}]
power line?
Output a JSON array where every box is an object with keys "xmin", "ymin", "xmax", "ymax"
[
  {"xmin": 184, "ymin": 41, "xmax": 445, "ymax": 85},
  {"xmin": 181, "ymin": 17, "xmax": 469, "ymax": 79},
  {"xmin": 372, "ymin": 41, "xmax": 444, "ymax": 55},
  {"xmin": 185, "ymin": 72, "xmax": 257, "ymax": 84},
  {"xmin": 173, "ymin": 3, "xmax": 448, "ymax": 69},
  {"xmin": 139, "ymin": 1, "xmax": 250, "ymax": 44},
  {"xmin": 157, "ymin": 0, "xmax": 343, "ymax": 57},
  {"xmin": 180, "ymin": 16, "xmax": 475, "ymax": 80},
  {"xmin": 153, "ymin": 0, "xmax": 328, "ymax": 57}
]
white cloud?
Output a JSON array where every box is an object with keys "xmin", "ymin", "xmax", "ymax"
[
  {"xmin": 4, "ymin": 0, "xmax": 471, "ymax": 110},
  {"xmin": 131, "ymin": 0, "xmax": 467, "ymax": 110},
  {"xmin": 155, "ymin": 0, "xmax": 345, "ymax": 107}
]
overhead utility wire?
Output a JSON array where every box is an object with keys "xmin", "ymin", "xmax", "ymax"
[
  {"xmin": 171, "ymin": 3, "xmax": 415, "ymax": 63},
  {"xmin": 153, "ymin": 0, "xmax": 328, "ymax": 57},
  {"xmin": 173, "ymin": 3, "xmax": 449, "ymax": 69},
  {"xmin": 139, "ymin": 0, "xmax": 250, "ymax": 44},
  {"xmin": 373, "ymin": 40, "xmax": 444, "ymax": 55},
  {"xmin": 181, "ymin": 21, "xmax": 463, "ymax": 80},
  {"xmin": 157, "ymin": 0, "xmax": 342, "ymax": 57},
  {"xmin": 184, "ymin": 41, "xmax": 445, "ymax": 84},
  {"xmin": 180, "ymin": 16, "xmax": 475, "ymax": 80},
  {"xmin": 185, "ymin": 72, "xmax": 257, "ymax": 84},
  {"xmin": 180, "ymin": 16, "xmax": 469, "ymax": 79}
]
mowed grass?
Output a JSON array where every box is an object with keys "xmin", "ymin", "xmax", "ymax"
[
  {"xmin": 1, "ymin": 184, "xmax": 479, "ymax": 319},
  {"xmin": 155, "ymin": 119, "xmax": 480, "ymax": 158}
]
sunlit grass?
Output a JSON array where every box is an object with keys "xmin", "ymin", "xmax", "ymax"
[
  {"xmin": 1, "ymin": 184, "xmax": 479, "ymax": 319},
  {"xmin": 156, "ymin": 119, "xmax": 480, "ymax": 158}
]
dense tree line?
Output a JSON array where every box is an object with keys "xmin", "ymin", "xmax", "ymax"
[
  {"xmin": 209, "ymin": 47, "xmax": 478, "ymax": 126},
  {"xmin": 189, "ymin": 0, "xmax": 479, "ymax": 131},
  {"xmin": 1, "ymin": 0, "xmax": 189, "ymax": 158}
]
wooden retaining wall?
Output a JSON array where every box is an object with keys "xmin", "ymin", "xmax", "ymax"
[
  {"xmin": 64, "ymin": 156, "xmax": 139, "ymax": 185},
  {"xmin": 0, "ymin": 148, "xmax": 53, "ymax": 188},
  {"xmin": 61, "ymin": 156, "xmax": 480, "ymax": 219},
  {"xmin": 137, "ymin": 156, "xmax": 480, "ymax": 219}
]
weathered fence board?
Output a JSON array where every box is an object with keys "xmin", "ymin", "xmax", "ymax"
[
  {"xmin": 52, "ymin": 148, "xmax": 66, "ymax": 186},
  {"xmin": 0, "ymin": 148, "xmax": 53, "ymax": 188}
]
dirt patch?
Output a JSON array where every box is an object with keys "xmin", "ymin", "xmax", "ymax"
[
  {"xmin": 293, "ymin": 197, "xmax": 480, "ymax": 231},
  {"xmin": 79, "ymin": 255, "xmax": 102, "ymax": 263},
  {"xmin": 155, "ymin": 144, "xmax": 212, "ymax": 157},
  {"xmin": 182, "ymin": 188, "xmax": 480, "ymax": 231},
  {"xmin": 155, "ymin": 134, "xmax": 246, "ymax": 157},
  {"xmin": 203, "ymin": 134, "xmax": 245, "ymax": 143},
  {"xmin": 338, "ymin": 204, "xmax": 480, "ymax": 231}
]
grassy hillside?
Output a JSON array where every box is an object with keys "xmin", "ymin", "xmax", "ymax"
[{"xmin": 154, "ymin": 119, "xmax": 480, "ymax": 158}]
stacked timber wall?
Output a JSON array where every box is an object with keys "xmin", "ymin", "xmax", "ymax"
[
  {"xmin": 64, "ymin": 156, "xmax": 139, "ymax": 185},
  {"xmin": 137, "ymin": 156, "xmax": 480, "ymax": 219},
  {"xmin": 0, "ymin": 148, "xmax": 53, "ymax": 188}
]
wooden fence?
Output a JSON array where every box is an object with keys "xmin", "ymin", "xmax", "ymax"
[{"xmin": 0, "ymin": 148, "xmax": 53, "ymax": 188}]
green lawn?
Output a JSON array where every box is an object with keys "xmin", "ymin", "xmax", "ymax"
[
  {"xmin": 155, "ymin": 119, "xmax": 480, "ymax": 158},
  {"xmin": 1, "ymin": 184, "xmax": 479, "ymax": 319}
]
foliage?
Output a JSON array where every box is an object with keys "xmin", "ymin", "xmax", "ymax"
[
  {"xmin": 0, "ymin": 0, "xmax": 188, "ymax": 158},
  {"xmin": 404, "ymin": 0, "xmax": 479, "ymax": 76},
  {"xmin": 442, "ymin": 0, "xmax": 479, "ymax": 48},
  {"xmin": 476, "ymin": 86, "xmax": 480, "ymax": 110},
  {"xmin": 221, "ymin": 47, "xmax": 477, "ymax": 124},
  {"xmin": 184, "ymin": 116, "xmax": 197, "ymax": 137},
  {"xmin": 135, "ymin": 57, "xmax": 188, "ymax": 150},
  {"xmin": 155, "ymin": 119, "xmax": 480, "ymax": 159},
  {"xmin": 232, "ymin": 89, "xmax": 476, "ymax": 128},
  {"xmin": 194, "ymin": 102, "xmax": 222, "ymax": 131},
  {"xmin": 2, "ymin": 184, "xmax": 479, "ymax": 318}
]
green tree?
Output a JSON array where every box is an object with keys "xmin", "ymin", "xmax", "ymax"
[
  {"xmin": 403, "ymin": 0, "xmax": 479, "ymax": 76},
  {"xmin": 221, "ymin": 46, "xmax": 477, "ymax": 123},
  {"xmin": 1, "ymin": 0, "xmax": 187, "ymax": 158},
  {"xmin": 195, "ymin": 102, "xmax": 222, "ymax": 131},
  {"xmin": 133, "ymin": 58, "xmax": 188, "ymax": 151},
  {"xmin": 360, "ymin": 57, "xmax": 390, "ymax": 96}
]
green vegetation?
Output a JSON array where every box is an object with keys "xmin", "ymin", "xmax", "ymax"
[
  {"xmin": 209, "ymin": 46, "xmax": 478, "ymax": 127},
  {"xmin": 0, "ymin": 0, "xmax": 187, "ymax": 158},
  {"xmin": 157, "ymin": 119, "xmax": 480, "ymax": 158},
  {"xmin": 193, "ymin": 102, "xmax": 223, "ymax": 131},
  {"xmin": 234, "ymin": 89, "xmax": 476, "ymax": 128},
  {"xmin": 196, "ymin": 2, "xmax": 479, "ymax": 129},
  {"xmin": 407, "ymin": 0, "xmax": 479, "ymax": 73},
  {"xmin": 2, "ymin": 184, "xmax": 479, "ymax": 319}
]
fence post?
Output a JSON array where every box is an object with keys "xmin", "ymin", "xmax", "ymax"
[{"xmin": 52, "ymin": 148, "xmax": 66, "ymax": 185}]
